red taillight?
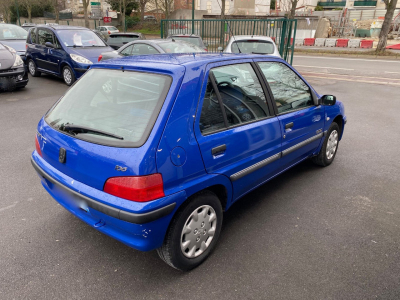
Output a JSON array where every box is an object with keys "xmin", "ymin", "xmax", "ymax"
[
  {"xmin": 108, "ymin": 30, "xmax": 111, "ymax": 34},
  {"xmin": 98, "ymin": 54, "xmax": 102, "ymax": 62},
  {"xmin": 35, "ymin": 135, "xmax": 42, "ymax": 157},
  {"xmin": 25, "ymin": 44, "xmax": 28, "ymax": 50},
  {"xmin": 104, "ymin": 174, "xmax": 164, "ymax": 202},
  {"xmin": 204, "ymin": 48, "xmax": 208, "ymax": 52}
]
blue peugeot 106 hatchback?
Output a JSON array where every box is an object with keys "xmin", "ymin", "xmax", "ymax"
[
  {"xmin": 31, "ymin": 53, "xmax": 346, "ymax": 271},
  {"xmin": 25, "ymin": 25, "xmax": 113, "ymax": 86}
]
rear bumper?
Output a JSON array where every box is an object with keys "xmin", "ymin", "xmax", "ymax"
[{"xmin": 31, "ymin": 152, "xmax": 186, "ymax": 251}]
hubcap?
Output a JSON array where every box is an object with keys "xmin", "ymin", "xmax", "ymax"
[
  {"xmin": 180, "ymin": 205, "xmax": 217, "ymax": 258},
  {"xmin": 63, "ymin": 68, "xmax": 72, "ymax": 85},
  {"xmin": 28, "ymin": 61, "xmax": 35, "ymax": 75},
  {"xmin": 326, "ymin": 130, "xmax": 338, "ymax": 160}
]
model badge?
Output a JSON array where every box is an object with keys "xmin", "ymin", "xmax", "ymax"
[{"xmin": 59, "ymin": 148, "xmax": 66, "ymax": 163}]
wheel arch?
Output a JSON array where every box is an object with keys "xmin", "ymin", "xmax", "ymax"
[{"xmin": 332, "ymin": 115, "xmax": 344, "ymax": 139}]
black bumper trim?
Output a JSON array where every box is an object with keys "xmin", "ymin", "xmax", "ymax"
[
  {"xmin": 31, "ymin": 158, "xmax": 176, "ymax": 224},
  {"xmin": 74, "ymin": 68, "xmax": 88, "ymax": 73},
  {"xmin": 0, "ymin": 69, "xmax": 25, "ymax": 77}
]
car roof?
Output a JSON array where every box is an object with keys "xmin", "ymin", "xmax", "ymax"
[
  {"xmin": 168, "ymin": 34, "xmax": 201, "ymax": 38},
  {"xmin": 42, "ymin": 25, "xmax": 91, "ymax": 31},
  {"xmin": 230, "ymin": 35, "xmax": 275, "ymax": 42},
  {"xmin": 95, "ymin": 53, "xmax": 283, "ymax": 69},
  {"xmin": 109, "ymin": 32, "xmax": 141, "ymax": 36}
]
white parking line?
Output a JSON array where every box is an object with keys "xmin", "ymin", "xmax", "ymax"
[
  {"xmin": 294, "ymin": 65, "xmax": 354, "ymax": 71},
  {"xmin": 295, "ymin": 56, "xmax": 400, "ymax": 63},
  {"xmin": 301, "ymin": 71, "xmax": 400, "ymax": 81}
]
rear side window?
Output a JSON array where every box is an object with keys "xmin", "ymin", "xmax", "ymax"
[
  {"xmin": 132, "ymin": 44, "xmax": 159, "ymax": 55},
  {"xmin": 231, "ymin": 40, "xmax": 274, "ymax": 54},
  {"xmin": 199, "ymin": 63, "xmax": 270, "ymax": 135},
  {"xmin": 30, "ymin": 28, "xmax": 37, "ymax": 44},
  {"xmin": 45, "ymin": 69, "xmax": 172, "ymax": 147}
]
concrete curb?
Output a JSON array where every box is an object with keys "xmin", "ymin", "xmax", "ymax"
[{"xmin": 294, "ymin": 50, "xmax": 400, "ymax": 60}]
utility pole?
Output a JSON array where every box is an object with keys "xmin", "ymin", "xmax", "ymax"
[
  {"xmin": 15, "ymin": 0, "xmax": 21, "ymax": 26},
  {"xmin": 192, "ymin": 0, "xmax": 195, "ymax": 34}
]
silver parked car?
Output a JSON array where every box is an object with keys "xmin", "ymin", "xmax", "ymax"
[{"xmin": 224, "ymin": 35, "xmax": 281, "ymax": 57}]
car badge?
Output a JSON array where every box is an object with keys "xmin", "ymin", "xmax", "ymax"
[{"xmin": 59, "ymin": 148, "xmax": 66, "ymax": 163}]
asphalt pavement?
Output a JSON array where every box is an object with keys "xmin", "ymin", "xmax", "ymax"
[{"xmin": 0, "ymin": 57, "xmax": 399, "ymax": 300}]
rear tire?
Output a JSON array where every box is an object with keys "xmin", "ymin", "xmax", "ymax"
[
  {"xmin": 62, "ymin": 66, "xmax": 75, "ymax": 86},
  {"xmin": 312, "ymin": 122, "xmax": 340, "ymax": 167},
  {"xmin": 157, "ymin": 191, "xmax": 223, "ymax": 271},
  {"xmin": 28, "ymin": 59, "xmax": 41, "ymax": 77}
]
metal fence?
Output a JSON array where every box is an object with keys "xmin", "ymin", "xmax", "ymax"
[{"xmin": 160, "ymin": 18, "xmax": 297, "ymax": 64}]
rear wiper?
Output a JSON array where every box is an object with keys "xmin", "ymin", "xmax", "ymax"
[
  {"xmin": 63, "ymin": 124, "xmax": 124, "ymax": 140},
  {"xmin": 251, "ymin": 52, "xmax": 267, "ymax": 55}
]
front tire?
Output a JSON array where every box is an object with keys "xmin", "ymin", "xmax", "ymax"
[
  {"xmin": 157, "ymin": 191, "xmax": 223, "ymax": 271},
  {"xmin": 28, "ymin": 59, "xmax": 41, "ymax": 77},
  {"xmin": 62, "ymin": 66, "xmax": 75, "ymax": 86},
  {"xmin": 312, "ymin": 122, "xmax": 340, "ymax": 167}
]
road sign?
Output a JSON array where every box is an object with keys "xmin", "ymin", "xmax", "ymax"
[
  {"xmin": 91, "ymin": 2, "xmax": 100, "ymax": 5},
  {"xmin": 103, "ymin": 17, "xmax": 112, "ymax": 23}
]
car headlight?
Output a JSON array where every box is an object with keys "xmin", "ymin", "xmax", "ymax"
[
  {"xmin": 13, "ymin": 55, "xmax": 23, "ymax": 67},
  {"xmin": 70, "ymin": 54, "xmax": 92, "ymax": 65},
  {"xmin": 4, "ymin": 44, "xmax": 17, "ymax": 53}
]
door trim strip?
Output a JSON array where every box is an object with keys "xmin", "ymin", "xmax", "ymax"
[
  {"xmin": 230, "ymin": 152, "xmax": 281, "ymax": 181},
  {"xmin": 282, "ymin": 132, "xmax": 323, "ymax": 157}
]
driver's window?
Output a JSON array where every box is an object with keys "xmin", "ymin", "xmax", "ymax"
[
  {"xmin": 257, "ymin": 62, "xmax": 313, "ymax": 114},
  {"xmin": 211, "ymin": 63, "xmax": 270, "ymax": 127}
]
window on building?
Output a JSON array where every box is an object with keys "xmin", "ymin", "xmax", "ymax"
[
  {"xmin": 225, "ymin": 1, "xmax": 230, "ymax": 14},
  {"xmin": 207, "ymin": 1, "xmax": 212, "ymax": 13}
]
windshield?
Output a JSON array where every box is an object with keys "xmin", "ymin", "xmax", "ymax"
[
  {"xmin": 45, "ymin": 69, "xmax": 172, "ymax": 147},
  {"xmin": 231, "ymin": 40, "xmax": 275, "ymax": 54},
  {"xmin": 0, "ymin": 24, "xmax": 28, "ymax": 40},
  {"xmin": 171, "ymin": 37, "xmax": 201, "ymax": 47},
  {"xmin": 158, "ymin": 41, "xmax": 205, "ymax": 53},
  {"xmin": 57, "ymin": 30, "xmax": 107, "ymax": 47},
  {"xmin": 109, "ymin": 35, "xmax": 140, "ymax": 43}
]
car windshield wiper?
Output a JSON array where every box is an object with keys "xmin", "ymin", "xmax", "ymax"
[
  {"xmin": 68, "ymin": 45, "xmax": 83, "ymax": 48},
  {"xmin": 63, "ymin": 124, "xmax": 124, "ymax": 140},
  {"xmin": 251, "ymin": 52, "xmax": 267, "ymax": 55}
]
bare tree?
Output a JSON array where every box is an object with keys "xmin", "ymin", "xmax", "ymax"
[
  {"xmin": 376, "ymin": 0, "xmax": 398, "ymax": 52},
  {"xmin": 279, "ymin": 0, "xmax": 303, "ymax": 18},
  {"xmin": 0, "ymin": 0, "xmax": 12, "ymax": 23},
  {"xmin": 137, "ymin": 0, "xmax": 150, "ymax": 21},
  {"xmin": 82, "ymin": 0, "xmax": 90, "ymax": 28},
  {"xmin": 20, "ymin": 0, "xmax": 40, "ymax": 23}
]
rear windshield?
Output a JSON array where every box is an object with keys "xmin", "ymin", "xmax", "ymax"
[
  {"xmin": 109, "ymin": 35, "xmax": 140, "ymax": 43},
  {"xmin": 57, "ymin": 29, "xmax": 106, "ymax": 47},
  {"xmin": 158, "ymin": 41, "xmax": 204, "ymax": 53},
  {"xmin": 45, "ymin": 69, "xmax": 172, "ymax": 147},
  {"xmin": 0, "ymin": 24, "xmax": 28, "ymax": 40},
  {"xmin": 108, "ymin": 26, "xmax": 118, "ymax": 31},
  {"xmin": 171, "ymin": 37, "xmax": 201, "ymax": 47},
  {"xmin": 231, "ymin": 40, "xmax": 274, "ymax": 54}
]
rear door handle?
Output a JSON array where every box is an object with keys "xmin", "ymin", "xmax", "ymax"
[
  {"xmin": 211, "ymin": 144, "xmax": 226, "ymax": 156},
  {"xmin": 285, "ymin": 122, "xmax": 294, "ymax": 129}
]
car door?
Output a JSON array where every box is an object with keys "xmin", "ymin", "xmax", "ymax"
[
  {"xmin": 194, "ymin": 60, "xmax": 282, "ymax": 201},
  {"xmin": 44, "ymin": 32, "xmax": 64, "ymax": 74},
  {"xmin": 256, "ymin": 60, "xmax": 324, "ymax": 169},
  {"xmin": 36, "ymin": 28, "xmax": 55, "ymax": 72}
]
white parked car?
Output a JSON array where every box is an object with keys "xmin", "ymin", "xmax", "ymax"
[
  {"xmin": 224, "ymin": 35, "xmax": 281, "ymax": 57},
  {"xmin": 97, "ymin": 25, "xmax": 119, "ymax": 35}
]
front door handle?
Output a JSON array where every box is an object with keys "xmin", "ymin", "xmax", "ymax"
[
  {"xmin": 211, "ymin": 144, "xmax": 226, "ymax": 156},
  {"xmin": 285, "ymin": 122, "xmax": 294, "ymax": 129}
]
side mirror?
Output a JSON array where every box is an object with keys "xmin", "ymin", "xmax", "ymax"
[
  {"xmin": 320, "ymin": 95, "xmax": 336, "ymax": 106},
  {"xmin": 45, "ymin": 42, "xmax": 55, "ymax": 48},
  {"xmin": 204, "ymin": 42, "xmax": 208, "ymax": 47}
]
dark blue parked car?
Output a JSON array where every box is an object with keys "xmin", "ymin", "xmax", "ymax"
[
  {"xmin": 31, "ymin": 53, "xmax": 346, "ymax": 271},
  {"xmin": 25, "ymin": 25, "xmax": 113, "ymax": 85}
]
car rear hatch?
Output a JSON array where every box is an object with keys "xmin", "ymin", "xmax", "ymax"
[{"xmin": 36, "ymin": 65, "xmax": 183, "ymax": 191}]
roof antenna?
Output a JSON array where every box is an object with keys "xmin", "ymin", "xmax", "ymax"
[{"xmin": 215, "ymin": 0, "xmax": 241, "ymax": 53}]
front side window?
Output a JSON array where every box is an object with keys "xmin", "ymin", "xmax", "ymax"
[
  {"xmin": 45, "ymin": 69, "xmax": 172, "ymax": 147},
  {"xmin": 257, "ymin": 62, "xmax": 313, "ymax": 114},
  {"xmin": 30, "ymin": 28, "xmax": 37, "ymax": 44},
  {"xmin": 38, "ymin": 29, "xmax": 53, "ymax": 45}
]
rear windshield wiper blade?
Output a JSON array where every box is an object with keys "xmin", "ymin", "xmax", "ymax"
[{"xmin": 63, "ymin": 124, "xmax": 124, "ymax": 140}]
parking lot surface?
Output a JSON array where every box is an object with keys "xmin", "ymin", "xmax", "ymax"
[{"xmin": 1, "ymin": 57, "xmax": 399, "ymax": 299}]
